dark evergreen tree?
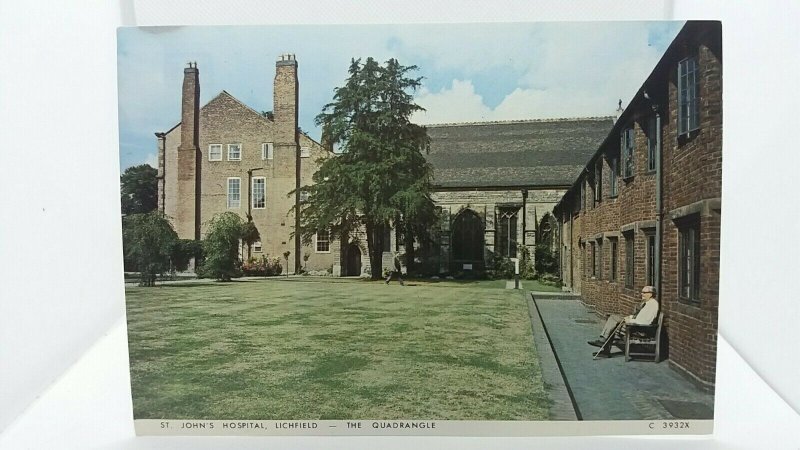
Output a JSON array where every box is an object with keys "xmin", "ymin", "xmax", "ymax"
[
  {"xmin": 120, "ymin": 164, "xmax": 158, "ymax": 215},
  {"xmin": 295, "ymin": 57, "xmax": 435, "ymax": 279}
]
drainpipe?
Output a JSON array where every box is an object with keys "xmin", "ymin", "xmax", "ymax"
[{"xmin": 654, "ymin": 106, "xmax": 663, "ymax": 311}]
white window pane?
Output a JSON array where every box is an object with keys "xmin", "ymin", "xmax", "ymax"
[
  {"xmin": 228, "ymin": 144, "xmax": 242, "ymax": 160},
  {"xmin": 252, "ymin": 178, "xmax": 266, "ymax": 209},
  {"xmin": 228, "ymin": 178, "xmax": 241, "ymax": 208},
  {"xmin": 209, "ymin": 144, "xmax": 222, "ymax": 161}
]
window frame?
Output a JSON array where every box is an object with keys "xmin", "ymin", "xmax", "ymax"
[
  {"xmin": 227, "ymin": 143, "xmax": 242, "ymax": 161},
  {"xmin": 262, "ymin": 142, "xmax": 274, "ymax": 160},
  {"xmin": 226, "ymin": 177, "xmax": 241, "ymax": 209},
  {"xmin": 315, "ymin": 229, "xmax": 331, "ymax": 253},
  {"xmin": 678, "ymin": 216, "xmax": 701, "ymax": 303},
  {"xmin": 208, "ymin": 144, "xmax": 223, "ymax": 161},
  {"xmin": 251, "ymin": 176, "xmax": 266, "ymax": 210},
  {"xmin": 646, "ymin": 232, "xmax": 656, "ymax": 287},
  {"xmin": 594, "ymin": 161, "xmax": 603, "ymax": 203},
  {"xmin": 609, "ymin": 237, "xmax": 618, "ymax": 282},
  {"xmin": 624, "ymin": 232, "xmax": 635, "ymax": 288},
  {"xmin": 646, "ymin": 116, "xmax": 658, "ymax": 173},
  {"xmin": 253, "ymin": 240, "xmax": 263, "ymax": 253},
  {"xmin": 496, "ymin": 207, "xmax": 519, "ymax": 258},
  {"xmin": 609, "ymin": 157, "xmax": 618, "ymax": 197},
  {"xmin": 621, "ymin": 127, "xmax": 635, "ymax": 179},
  {"xmin": 678, "ymin": 56, "xmax": 700, "ymax": 136},
  {"xmin": 596, "ymin": 239, "xmax": 603, "ymax": 280}
]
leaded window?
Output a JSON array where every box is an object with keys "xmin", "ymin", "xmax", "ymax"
[
  {"xmin": 679, "ymin": 218, "xmax": 701, "ymax": 302},
  {"xmin": 609, "ymin": 237, "xmax": 618, "ymax": 282},
  {"xmin": 647, "ymin": 116, "xmax": 658, "ymax": 172},
  {"xmin": 646, "ymin": 233, "xmax": 656, "ymax": 287},
  {"xmin": 621, "ymin": 127, "xmax": 635, "ymax": 178},
  {"xmin": 609, "ymin": 157, "xmax": 618, "ymax": 197},
  {"xmin": 625, "ymin": 232, "xmax": 634, "ymax": 288},
  {"xmin": 678, "ymin": 57, "xmax": 700, "ymax": 136},
  {"xmin": 595, "ymin": 162, "xmax": 603, "ymax": 203},
  {"xmin": 496, "ymin": 207, "xmax": 519, "ymax": 258}
]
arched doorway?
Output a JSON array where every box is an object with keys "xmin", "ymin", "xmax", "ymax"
[
  {"xmin": 346, "ymin": 242, "xmax": 362, "ymax": 276},
  {"xmin": 451, "ymin": 209, "xmax": 485, "ymax": 271}
]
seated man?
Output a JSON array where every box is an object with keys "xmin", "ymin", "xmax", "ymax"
[{"xmin": 588, "ymin": 285, "xmax": 659, "ymax": 357}]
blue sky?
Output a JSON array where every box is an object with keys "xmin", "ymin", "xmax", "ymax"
[{"xmin": 117, "ymin": 21, "xmax": 684, "ymax": 170}]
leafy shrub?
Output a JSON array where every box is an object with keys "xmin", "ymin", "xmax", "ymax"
[
  {"xmin": 487, "ymin": 254, "xmax": 514, "ymax": 280},
  {"xmin": 519, "ymin": 246, "xmax": 536, "ymax": 280},
  {"xmin": 171, "ymin": 239, "xmax": 204, "ymax": 272},
  {"xmin": 122, "ymin": 211, "xmax": 177, "ymax": 286},
  {"xmin": 534, "ymin": 243, "xmax": 559, "ymax": 276},
  {"xmin": 200, "ymin": 212, "xmax": 244, "ymax": 281},
  {"xmin": 242, "ymin": 255, "xmax": 283, "ymax": 276}
]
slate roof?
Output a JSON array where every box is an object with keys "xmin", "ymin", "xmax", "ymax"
[{"xmin": 425, "ymin": 117, "xmax": 614, "ymax": 189}]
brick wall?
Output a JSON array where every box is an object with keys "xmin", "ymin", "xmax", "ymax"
[
  {"xmin": 660, "ymin": 34, "xmax": 722, "ymax": 386},
  {"xmin": 554, "ymin": 22, "xmax": 722, "ymax": 386}
]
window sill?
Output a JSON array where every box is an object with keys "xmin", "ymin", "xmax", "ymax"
[{"xmin": 678, "ymin": 128, "xmax": 700, "ymax": 144}]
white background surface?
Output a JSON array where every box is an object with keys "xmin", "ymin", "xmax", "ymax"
[{"xmin": 1, "ymin": 0, "xmax": 798, "ymax": 448}]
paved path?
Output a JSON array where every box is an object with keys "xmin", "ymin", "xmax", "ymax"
[{"xmin": 530, "ymin": 295, "xmax": 715, "ymax": 420}]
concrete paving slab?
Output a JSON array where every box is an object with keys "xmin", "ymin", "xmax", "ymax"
[{"xmin": 530, "ymin": 295, "xmax": 715, "ymax": 421}]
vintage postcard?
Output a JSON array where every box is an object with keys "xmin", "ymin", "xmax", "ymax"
[{"xmin": 118, "ymin": 20, "xmax": 721, "ymax": 436}]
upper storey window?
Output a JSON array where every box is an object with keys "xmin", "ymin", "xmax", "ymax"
[
  {"xmin": 678, "ymin": 57, "xmax": 700, "ymax": 136},
  {"xmin": 621, "ymin": 127, "xmax": 635, "ymax": 178},
  {"xmin": 209, "ymin": 144, "xmax": 222, "ymax": 161},
  {"xmin": 228, "ymin": 143, "xmax": 242, "ymax": 161}
]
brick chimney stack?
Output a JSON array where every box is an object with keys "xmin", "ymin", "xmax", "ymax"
[
  {"xmin": 273, "ymin": 54, "xmax": 301, "ymax": 273},
  {"xmin": 274, "ymin": 54, "xmax": 298, "ymax": 146},
  {"xmin": 177, "ymin": 62, "xmax": 201, "ymax": 240}
]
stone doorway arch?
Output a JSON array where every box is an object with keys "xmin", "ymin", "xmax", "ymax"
[
  {"xmin": 451, "ymin": 209, "xmax": 485, "ymax": 271},
  {"xmin": 345, "ymin": 242, "xmax": 362, "ymax": 276}
]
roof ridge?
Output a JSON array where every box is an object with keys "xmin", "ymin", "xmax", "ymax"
[{"xmin": 424, "ymin": 116, "xmax": 616, "ymax": 128}]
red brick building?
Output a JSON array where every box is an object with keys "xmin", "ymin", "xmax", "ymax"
[{"xmin": 553, "ymin": 21, "xmax": 722, "ymax": 388}]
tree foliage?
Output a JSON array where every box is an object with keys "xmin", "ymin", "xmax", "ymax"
[
  {"xmin": 122, "ymin": 211, "xmax": 177, "ymax": 286},
  {"xmin": 121, "ymin": 164, "xmax": 158, "ymax": 215},
  {"xmin": 296, "ymin": 57, "xmax": 436, "ymax": 278},
  {"xmin": 240, "ymin": 220, "xmax": 261, "ymax": 259},
  {"xmin": 201, "ymin": 212, "xmax": 244, "ymax": 281}
]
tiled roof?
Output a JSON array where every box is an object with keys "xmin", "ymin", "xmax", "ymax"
[{"xmin": 425, "ymin": 117, "xmax": 614, "ymax": 188}]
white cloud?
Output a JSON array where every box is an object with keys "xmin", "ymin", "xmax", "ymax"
[{"xmin": 414, "ymin": 79, "xmax": 618, "ymax": 125}]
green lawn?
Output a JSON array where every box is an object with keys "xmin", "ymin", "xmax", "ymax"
[{"xmin": 125, "ymin": 278, "xmax": 550, "ymax": 420}]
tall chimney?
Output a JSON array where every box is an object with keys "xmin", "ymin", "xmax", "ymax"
[
  {"xmin": 177, "ymin": 62, "xmax": 201, "ymax": 240},
  {"xmin": 274, "ymin": 54, "xmax": 298, "ymax": 146},
  {"xmin": 273, "ymin": 54, "xmax": 301, "ymax": 273}
]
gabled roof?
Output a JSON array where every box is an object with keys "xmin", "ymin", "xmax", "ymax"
[
  {"xmin": 425, "ymin": 117, "xmax": 614, "ymax": 189},
  {"xmin": 159, "ymin": 90, "xmax": 328, "ymax": 151}
]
